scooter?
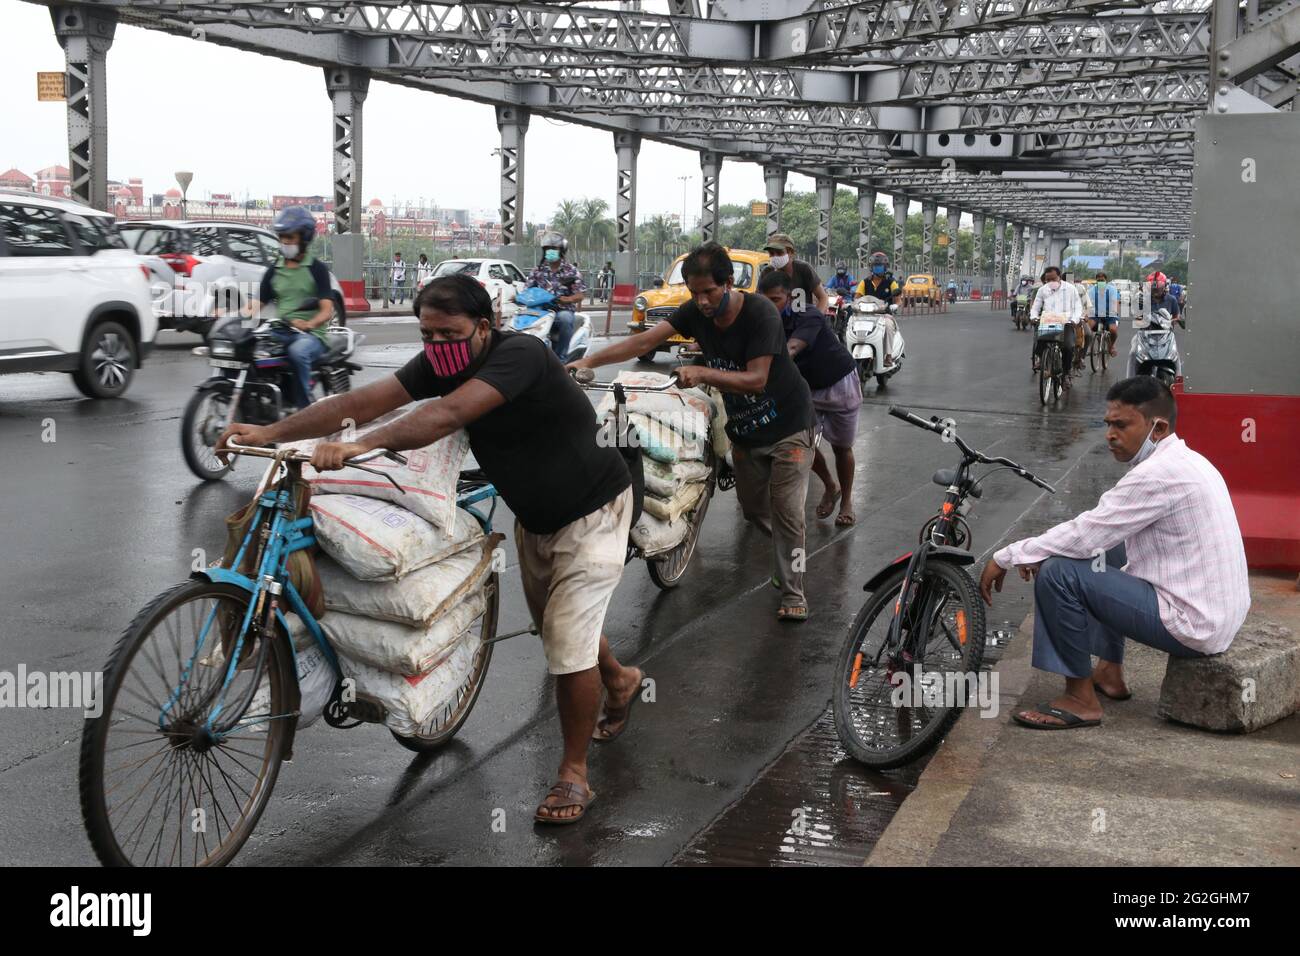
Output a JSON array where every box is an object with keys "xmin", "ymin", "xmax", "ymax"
[
  {"xmin": 843, "ymin": 295, "xmax": 905, "ymax": 390},
  {"xmin": 825, "ymin": 290, "xmax": 850, "ymax": 338},
  {"xmin": 1127, "ymin": 308, "xmax": 1182, "ymax": 386},
  {"xmin": 510, "ymin": 286, "xmax": 592, "ymax": 360}
]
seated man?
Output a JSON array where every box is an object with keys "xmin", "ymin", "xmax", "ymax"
[
  {"xmin": 979, "ymin": 377, "xmax": 1250, "ymax": 729},
  {"xmin": 525, "ymin": 231, "xmax": 586, "ymax": 360}
]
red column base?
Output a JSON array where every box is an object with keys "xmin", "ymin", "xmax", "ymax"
[
  {"xmin": 339, "ymin": 279, "xmax": 370, "ymax": 316},
  {"xmin": 1173, "ymin": 384, "xmax": 1300, "ymax": 571}
]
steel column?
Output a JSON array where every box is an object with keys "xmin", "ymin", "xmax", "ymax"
[
  {"xmin": 892, "ymin": 195, "xmax": 908, "ymax": 272},
  {"xmin": 495, "ymin": 105, "xmax": 529, "ymax": 246},
  {"xmin": 946, "ymin": 207, "xmax": 960, "ymax": 289},
  {"xmin": 857, "ymin": 185, "xmax": 876, "ymax": 276},
  {"xmin": 993, "ymin": 217, "xmax": 1006, "ymax": 296},
  {"xmin": 764, "ymin": 165, "xmax": 786, "ymax": 238},
  {"xmin": 971, "ymin": 212, "xmax": 985, "ymax": 286},
  {"xmin": 815, "ymin": 176, "xmax": 835, "ymax": 271},
  {"xmin": 700, "ymin": 151, "xmax": 721, "ymax": 243},
  {"xmin": 614, "ymin": 131, "xmax": 640, "ymax": 281},
  {"xmin": 325, "ymin": 67, "xmax": 368, "ymax": 235},
  {"xmin": 51, "ymin": 5, "xmax": 116, "ymax": 211},
  {"xmin": 922, "ymin": 202, "xmax": 936, "ymax": 272}
]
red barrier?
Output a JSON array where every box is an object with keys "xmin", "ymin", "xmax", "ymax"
[
  {"xmin": 970, "ymin": 289, "xmax": 982, "ymax": 300},
  {"xmin": 338, "ymin": 279, "xmax": 370, "ymax": 315},
  {"xmin": 610, "ymin": 283, "xmax": 637, "ymax": 308},
  {"xmin": 1173, "ymin": 384, "xmax": 1300, "ymax": 570}
]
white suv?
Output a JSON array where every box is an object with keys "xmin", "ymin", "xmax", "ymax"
[
  {"xmin": 0, "ymin": 193, "xmax": 156, "ymax": 399},
  {"xmin": 419, "ymin": 258, "xmax": 528, "ymax": 321}
]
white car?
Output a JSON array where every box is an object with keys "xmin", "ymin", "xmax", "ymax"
[
  {"xmin": 0, "ymin": 192, "xmax": 157, "ymax": 398},
  {"xmin": 419, "ymin": 257, "xmax": 529, "ymax": 321},
  {"xmin": 119, "ymin": 220, "xmax": 347, "ymax": 335}
]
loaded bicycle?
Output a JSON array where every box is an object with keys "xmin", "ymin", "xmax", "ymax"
[
  {"xmin": 832, "ymin": 406, "xmax": 1055, "ymax": 768},
  {"xmin": 79, "ymin": 442, "xmax": 505, "ymax": 866}
]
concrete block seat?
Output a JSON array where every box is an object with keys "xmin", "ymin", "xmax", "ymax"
[{"xmin": 1158, "ymin": 573, "xmax": 1300, "ymax": 733}]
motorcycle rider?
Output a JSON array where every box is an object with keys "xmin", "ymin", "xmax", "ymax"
[
  {"xmin": 241, "ymin": 205, "xmax": 335, "ymax": 410},
  {"xmin": 1014, "ymin": 276, "xmax": 1036, "ymax": 321},
  {"xmin": 853, "ymin": 252, "xmax": 902, "ymax": 365},
  {"xmin": 826, "ymin": 261, "xmax": 856, "ymax": 298},
  {"xmin": 525, "ymin": 231, "xmax": 586, "ymax": 360},
  {"xmin": 1144, "ymin": 272, "xmax": 1181, "ymax": 324}
]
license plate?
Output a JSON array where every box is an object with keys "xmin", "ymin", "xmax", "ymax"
[{"xmin": 209, "ymin": 359, "xmax": 246, "ymax": 369}]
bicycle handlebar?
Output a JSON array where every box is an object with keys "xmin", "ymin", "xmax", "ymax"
[
  {"xmin": 887, "ymin": 405, "xmax": 1056, "ymax": 494},
  {"xmin": 223, "ymin": 438, "xmax": 406, "ymax": 467},
  {"xmin": 569, "ymin": 367, "xmax": 683, "ymax": 393}
]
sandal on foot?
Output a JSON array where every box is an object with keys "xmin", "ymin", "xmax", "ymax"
[
  {"xmin": 1093, "ymin": 682, "xmax": 1132, "ymax": 701},
  {"xmin": 776, "ymin": 605, "xmax": 809, "ymax": 623},
  {"xmin": 816, "ymin": 486, "xmax": 841, "ymax": 520},
  {"xmin": 592, "ymin": 671, "xmax": 646, "ymax": 743},
  {"xmin": 1012, "ymin": 703, "xmax": 1101, "ymax": 730},
  {"xmin": 534, "ymin": 781, "xmax": 596, "ymax": 825},
  {"xmin": 835, "ymin": 511, "xmax": 856, "ymax": 527}
]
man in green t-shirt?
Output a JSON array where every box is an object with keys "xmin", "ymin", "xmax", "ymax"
[{"xmin": 244, "ymin": 206, "xmax": 336, "ymax": 408}]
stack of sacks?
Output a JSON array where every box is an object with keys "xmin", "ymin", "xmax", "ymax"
[
  {"xmin": 287, "ymin": 416, "xmax": 497, "ymax": 738},
  {"xmin": 596, "ymin": 371, "xmax": 719, "ymax": 556}
]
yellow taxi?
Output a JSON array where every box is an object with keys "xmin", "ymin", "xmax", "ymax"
[
  {"xmin": 902, "ymin": 273, "xmax": 942, "ymax": 305},
  {"xmin": 628, "ymin": 248, "xmax": 770, "ymax": 360}
]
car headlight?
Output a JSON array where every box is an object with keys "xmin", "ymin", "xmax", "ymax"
[{"xmin": 633, "ymin": 296, "xmax": 648, "ymax": 312}]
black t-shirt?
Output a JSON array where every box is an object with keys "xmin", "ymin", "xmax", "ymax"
[
  {"xmin": 790, "ymin": 259, "xmax": 820, "ymax": 305},
  {"xmin": 668, "ymin": 292, "xmax": 813, "ymax": 448},
  {"xmin": 394, "ymin": 331, "xmax": 629, "ymax": 534},
  {"xmin": 783, "ymin": 305, "xmax": 857, "ymax": 390}
]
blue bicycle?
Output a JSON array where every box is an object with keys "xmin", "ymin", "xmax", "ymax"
[{"xmin": 79, "ymin": 442, "xmax": 503, "ymax": 866}]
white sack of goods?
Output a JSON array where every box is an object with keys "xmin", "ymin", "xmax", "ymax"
[
  {"xmin": 309, "ymin": 495, "xmax": 483, "ymax": 581},
  {"xmin": 641, "ymin": 479, "xmax": 707, "ymax": 523},
  {"xmin": 285, "ymin": 405, "xmax": 469, "ymax": 530},
  {"xmin": 595, "ymin": 372, "xmax": 715, "ymax": 440},
  {"xmin": 641, "ymin": 457, "xmax": 713, "ymax": 499},
  {"xmin": 630, "ymin": 510, "xmax": 691, "ymax": 556},
  {"xmin": 316, "ymin": 534, "xmax": 499, "ymax": 628},
  {"xmin": 321, "ymin": 587, "xmax": 488, "ymax": 676},
  {"xmin": 244, "ymin": 641, "xmax": 334, "ymax": 730},
  {"xmin": 625, "ymin": 413, "xmax": 706, "ymax": 463},
  {"xmin": 337, "ymin": 633, "xmax": 481, "ymax": 737}
]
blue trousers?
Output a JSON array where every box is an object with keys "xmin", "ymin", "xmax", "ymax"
[
  {"xmin": 269, "ymin": 328, "xmax": 327, "ymax": 409},
  {"xmin": 1031, "ymin": 546, "xmax": 1206, "ymax": 678},
  {"xmin": 550, "ymin": 310, "xmax": 576, "ymax": 361}
]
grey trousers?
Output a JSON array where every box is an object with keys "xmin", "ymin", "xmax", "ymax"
[{"xmin": 731, "ymin": 426, "xmax": 815, "ymax": 607}]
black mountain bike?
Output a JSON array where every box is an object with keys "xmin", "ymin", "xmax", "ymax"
[
  {"xmin": 832, "ymin": 406, "xmax": 1055, "ymax": 768},
  {"xmin": 1035, "ymin": 319, "xmax": 1067, "ymax": 405}
]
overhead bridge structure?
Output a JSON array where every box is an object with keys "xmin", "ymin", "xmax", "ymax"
[{"xmin": 26, "ymin": 1, "xmax": 1300, "ymax": 567}]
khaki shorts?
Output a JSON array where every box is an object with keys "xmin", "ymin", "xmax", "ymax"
[{"xmin": 514, "ymin": 487, "xmax": 633, "ymax": 675}]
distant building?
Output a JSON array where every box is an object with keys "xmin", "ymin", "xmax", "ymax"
[
  {"xmin": 273, "ymin": 194, "xmax": 331, "ymax": 212},
  {"xmin": 0, "ymin": 168, "xmax": 35, "ymax": 192}
]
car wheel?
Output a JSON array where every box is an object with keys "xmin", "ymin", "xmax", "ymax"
[{"xmin": 72, "ymin": 320, "xmax": 137, "ymax": 399}]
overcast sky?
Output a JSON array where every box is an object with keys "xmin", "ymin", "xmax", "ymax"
[{"xmin": 2, "ymin": 0, "xmax": 839, "ymax": 224}]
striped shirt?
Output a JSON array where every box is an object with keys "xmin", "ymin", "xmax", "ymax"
[{"xmin": 994, "ymin": 436, "xmax": 1250, "ymax": 654}]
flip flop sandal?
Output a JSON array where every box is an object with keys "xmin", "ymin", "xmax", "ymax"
[
  {"xmin": 592, "ymin": 673, "xmax": 646, "ymax": 743},
  {"xmin": 1093, "ymin": 682, "xmax": 1133, "ymax": 701},
  {"xmin": 534, "ymin": 781, "xmax": 597, "ymax": 825},
  {"xmin": 835, "ymin": 512, "xmax": 856, "ymax": 527},
  {"xmin": 776, "ymin": 605, "xmax": 809, "ymax": 623},
  {"xmin": 1012, "ymin": 703, "xmax": 1101, "ymax": 730},
  {"xmin": 816, "ymin": 487, "xmax": 841, "ymax": 519}
]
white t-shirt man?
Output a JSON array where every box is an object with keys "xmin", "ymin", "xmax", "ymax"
[{"xmin": 1030, "ymin": 279, "xmax": 1083, "ymax": 325}]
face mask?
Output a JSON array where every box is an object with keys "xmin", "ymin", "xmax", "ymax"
[
  {"xmin": 280, "ymin": 242, "xmax": 300, "ymax": 259},
  {"xmin": 872, "ymin": 265, "xmax": 886, "ymax": 276},
  {"xmin": 1048, "ymin": 280, "xmax": 1061, "ymax": 291},
  {"xmin": 1128, "ymin": 419, "xmax": 1164, "ymax": 467},
  {"xmin": 769, "ymin": 253, "xmax": 790, "ymax": 269},
  {"xmin": 836, "ymin": 270, "xmax": 846, "ymax": 277},
  {"xmin": 424, "ymin": 331, "xmax": 482, "ymax": 379},
  {"xmin": 544, "ymin": 249, "xmax": 560, "ymax": 263},
  {"xmin": 716, "ymin": 289, "xmax": 731, "ymax": 314}
]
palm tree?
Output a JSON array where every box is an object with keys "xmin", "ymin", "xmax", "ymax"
[
  {"xmin": 576, "ymin": 197, "xmax": 614, "ymax": 252},
  {"xmin": 549, "ymin": 200, "xmax": 583, "ymax": 245}
]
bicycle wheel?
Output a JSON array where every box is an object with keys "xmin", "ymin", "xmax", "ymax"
[
  {"xmin": 1038, "ymin": 345, "xmax": 1056, "ymax": 405},
  {"xmin": 1100, "ymin": 330, "xmax": 1110, "ymax": 371},
  {"xmin": 833, "ymin": 561, "xmax": 986, "ymax": 769},
  {"xmin": 80, "ymin": 581, "xmax": 294, "ymax": 866},
  {"xmin": 648, "ymin": 474, "xmax": 715, "ymax": 590},
  {"xmin": 390, "ymin": 572, "xmax": 499, "ymax": 753},
  {"xmin": 1052, "ymin": 347, "xmax": 1064, "ymax": 401}
]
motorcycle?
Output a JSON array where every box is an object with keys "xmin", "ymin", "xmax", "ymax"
[
  {"xmin": 182, "ymin": 312, "xmax": 361, "ymax": 481},
  {"xmin": 1127, "ymin": 308, "xmax": 1182, "ymax": 386},
  {"xmin": 510, "ymin": 286, "xmax": 592, "ymax": 360},
  {"xmin": 946, "ymin": 286, "xmax": 958, "ymax": 304},
  {"xmin": 825, "ymin": 290, "xmax": 851, "ymax": 338},
  {"xmin": 844, "ymin": 295, "xmax": 905, "ymax": 390}
]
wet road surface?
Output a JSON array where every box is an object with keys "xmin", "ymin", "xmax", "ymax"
[{"xmin": 0, "ymin": 304, "xmax": 1120, "ymax": 865}]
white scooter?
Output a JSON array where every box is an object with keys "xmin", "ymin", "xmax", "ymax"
[
  {"xmin": 1127, "ymin": 308, "xmax": 1182, "ymax": 386},
  {"xmin": 843, "ymin": 295, "xmax": 905, "ymax": 390},
  {"xmin": 509, "ymin": 287, "xmax": 592, "ymax": 360}
]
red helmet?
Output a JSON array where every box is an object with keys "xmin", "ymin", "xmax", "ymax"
[{"xmin": 1146, "ymin": 271, "xmax": 1168, "ymax": 287}]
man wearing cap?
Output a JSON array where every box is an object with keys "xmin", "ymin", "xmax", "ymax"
[{"xmin": 763, "ymin": 233, "xmax": 829, "ymax": 315}]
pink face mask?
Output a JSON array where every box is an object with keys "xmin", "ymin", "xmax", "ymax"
[{"xmin": 424, "ymin": 335, "xmax": 476, "ymax": 378}]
